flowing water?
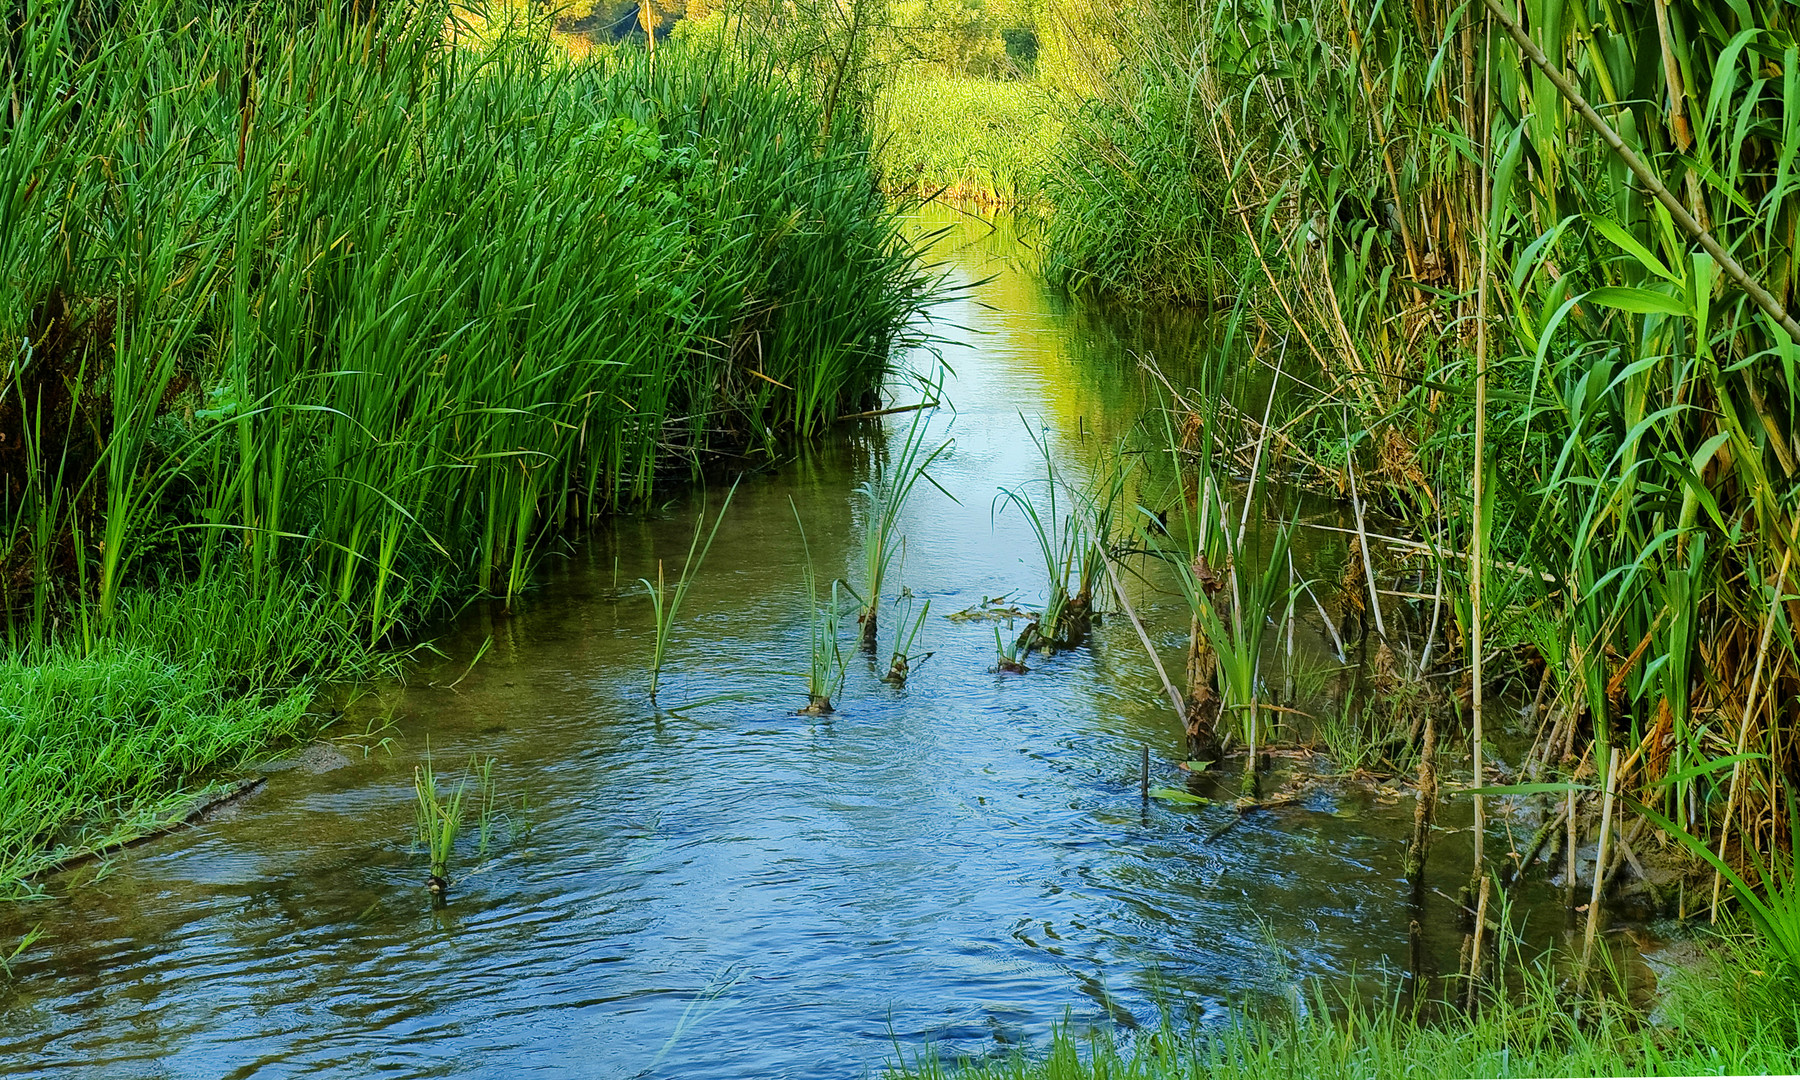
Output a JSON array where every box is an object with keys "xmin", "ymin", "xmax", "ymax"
[{"xmin": 2, "ymin": 208, "xmax": 1613, "ymax": 1078}]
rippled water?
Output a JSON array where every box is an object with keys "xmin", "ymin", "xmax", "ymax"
[{"xmin": 1, "ymin": 208, "xmax": 1582, "ymax": 1078}]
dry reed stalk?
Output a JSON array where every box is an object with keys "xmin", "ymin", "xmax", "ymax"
[
  {"xmin": 1713, "ymin": 545, "xmax": 1794, "ymax": 920},
  {"xmin": 1581, "ymin": 745, "xmax": 1622, "ymax": 980},
  {"xmin": 1468, "ymin": 4, "xmax": 1493, "ymax": 891}
]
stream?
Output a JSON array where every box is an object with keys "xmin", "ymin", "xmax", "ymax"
[{"xmin": 1, "ymin": 207, "xmax": 1624, "ymax": 1078}]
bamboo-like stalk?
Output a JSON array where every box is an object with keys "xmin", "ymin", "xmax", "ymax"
[
  {"xmin": 1712, "ymin": 546, "xmax": 1793, "ymax": 920},
  {"xmin": 1480, "ymin": 0, "xmax": 1800, "ymax": 344},
  {"xmin": 1468, "ymin": 5, "xmax": 1493, "ymax": 893},
  {"xmin": 1581, "ymin": 746, "xmax": 1622, "ymax": 979}
]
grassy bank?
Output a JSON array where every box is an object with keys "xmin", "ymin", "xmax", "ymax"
[
  {"xmin": 893, "ymin": 936, "xmax": 1800, "ymax": 1079},
  {"xmin": 874, "ymin": 71, "xmax": 1060, "ymax": 207},
  {"xmin": 0, "ymin": 1, "xmax": 932, "ymax": 893}
]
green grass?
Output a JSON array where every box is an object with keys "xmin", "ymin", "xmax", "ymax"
[
  {"xmin": 851, "ymin": 395, "xmax": 952, "ymax": 648},
  {"xmin": 643, "ymin": 483, "xmax": 739, "ymax": 704},
  {"xmin": 0, "ymin": 568, "xmax": 394, "ymax": 891},
  {"xmin": 0, "ymin": 0, "xmax": 932, "ymax": 895},
  {"xmin": 792, "ymin": 499, "xmax": 849, "ymax": 714},
  {"xmin": 874, "ymin": 71, "xmax": 1061, "ymax": 207},
  {"xmin": 890, "ymin": 936, "xmax": 1800, "ymax": 1079}
]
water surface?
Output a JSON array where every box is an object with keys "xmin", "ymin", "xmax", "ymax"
[{"xmin": 2, "ymin": 207, "xmax": 1575, "ymax": 1079}]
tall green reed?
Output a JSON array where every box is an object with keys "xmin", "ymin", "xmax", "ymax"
[
  {"xmin": 791, "ymin": 499, "xmax": 848, "ymax": 714},
  {"xmin": 851, "ymin": 389, "xmax": 952, "ymax": 648},
  {"xmin": 1047, "ymin": 0, "xmax": 1800, "ymax": 902},
  {"xmin": 642, "ymin": 483, "xmax": 738, "ymax": 704}
]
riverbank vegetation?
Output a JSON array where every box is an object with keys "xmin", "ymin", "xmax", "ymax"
[
  {"xmin": 0, "ymin": 0, "xmax": 931, "ymax": 893},
  {"xmin": 1027, "ymin": 0, "xmax": 1800, "ymax": 964},
  {"xmin": 892, "ymin": 932, "xmax": 1800, "ymax": 1079}
]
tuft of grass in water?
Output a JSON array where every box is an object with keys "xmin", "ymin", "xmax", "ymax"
[
  {"xmin": 852, "ymin": 393, "xmax": 953, "ymax": 649},
  {"xmin": 887, "ymin": 933, "xmax": 1800, "ymax": 1079},
  {"xmin": 996, "ymin": 423, "xmax": 1132, "ymax": 658},
  {"xmin": 412, "ymin": 752, "xmax": 498, "ymax": 894},
  {"xmin": 1137, "ymin": 377, "xmax": 1294, "ymax": 780},
  {"xmin": 993, "ymin": 619, "xmax": 1029, "ymax": 675},
  {"xmin": 414, "ymin": 755, "xmax": 469, "ymax": 892},
  {"xmin": 792, "ymin": 500, "xmax": 848, "ymax": 714},
  {"xmin": 883, "ymin": 593, "xmax": 933, "ymax": 686},
  {"xmin": 642, "ymin": 483, "xmax": 738, "ymax": 704},
  {"xmin": 995, "ymin": 424, "xmax": 1084, "ymax": 656}
]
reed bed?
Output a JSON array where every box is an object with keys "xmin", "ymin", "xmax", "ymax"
[
  {"xmin": 873, "ymin": 71, "xmax": 1061, "ymax": 207},
  {"xmin": 1040, "ymin": 0, "xmax": 1800, "ymax": 943},
  {"xmin": 0, "ymin": 0, "xmax": 931, "ymax": 892}
]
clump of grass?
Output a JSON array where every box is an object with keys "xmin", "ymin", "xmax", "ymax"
[
  {"xmin": 995, "ymin": 424, "xmax": 1093, "ymax": 657},
  {"xmin": 0, "ymin": 569, "xmax": 388, "ymax": 895},
  {"xmin": 413, "ymin": 757, "xmax": 469, "ymax": 897},
  {"xmin": 792, "ymin": 501, "xmax": 848, "ymax": 715},
  {"xmin": 642, "ymin": 483, "xmax": 738, "ymax": 704},
  {"xmin": 883, "ymin": 593, "xmax": 933, "ymax": 686},
  {"xmin": 996, "ymin": 424, "xmax": 1132, "ymax": 659},
  {"xmin": 413, "ymin": 752, "xmax": 499, "ymax": 898},
  {"xmin": 852, "ymin": 396, "xmax": 952, "ymax": 649},
  {"xmin": 993, "ymin": 620, "xmax": 1029, "ymax": 675}
]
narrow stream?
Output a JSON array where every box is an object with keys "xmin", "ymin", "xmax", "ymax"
[{"xmin": 2, "ymin": 208, "xmax": 1598, "ymax": 1078}]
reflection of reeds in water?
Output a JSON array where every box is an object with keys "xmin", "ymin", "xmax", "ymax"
[{"xmin": 641, "ymin": 484, "xmax": 737, "ymax": 704}]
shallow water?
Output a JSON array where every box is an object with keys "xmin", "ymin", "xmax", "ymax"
[{"xmin": 3, "ymin": 208, "xmax": 1593, "ymax": 1078}]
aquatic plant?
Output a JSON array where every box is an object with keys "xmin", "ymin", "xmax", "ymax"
[
  {"xmin": 1136, "ymin": 372, "xmax": 1294, "ymax": 785},
  {"xmin": 642, "ymin": 484, "xmax": 738, "ymax": 704},
  {"xmin": 994, "ymin": 422, "xmax": 1120, "ymax": 657},
  {"xmin": 792, "ymin": 501, "xmax": 848, "ymax": 715},
  {"xmin": 852, "ymin": 387, "xmax": 952, "ymax": 648},
  {"xmin": 993, "ymin": 620, "xmax": 1029, "ymax": 675},
  {"xmin": 411, "ymin": 752, "xmax": 501, "ymax": 895},
  {"xmin": 0, "ymin": 924, "xmax": 44, "ymax": 980},
  {"xmin": 413, "ymin": 757, "xmax": 469, "ymax": 895},
  {"xmin": 882, "ymin": 594, "xmax": 933, "ymax": 686},
  {"xmin": 474, "ymin": 757, "xmax": 501, "ymax": 858}
]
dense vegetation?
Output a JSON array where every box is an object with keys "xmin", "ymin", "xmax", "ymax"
[
  {"xmin": 1035, "ymin": 0, "xmax": 1800, "ymax": 937},
  {"xmin": 0, "ymin": 0, "xmax": 931, "ymax": 891}
]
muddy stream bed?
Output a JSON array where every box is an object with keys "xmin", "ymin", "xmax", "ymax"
[{"xmin": 0, "ymin": 207, "xmax": 1648, "ymax": 1078}]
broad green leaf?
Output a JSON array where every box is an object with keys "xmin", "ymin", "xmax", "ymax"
[
  {"xmin": 1149, "ymin": 787, "xmax": 1210, "ymax": 805},
  {"xmin": 1585, "ymin": 214, "xmax": 1680, "ymax": 284},
  {"xmin": 1586, "ymin": 286, "xmax": 1689, "ymax": 317}
]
